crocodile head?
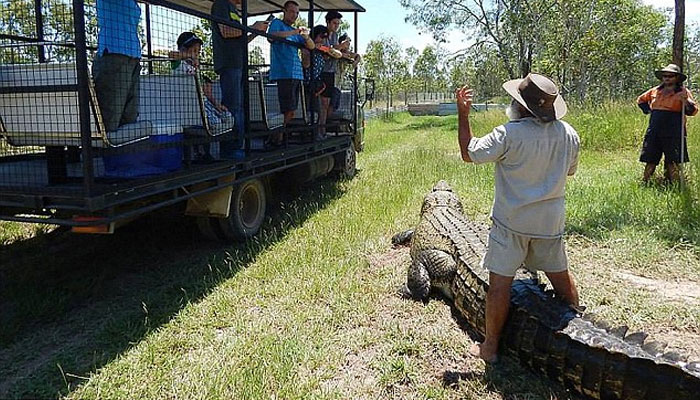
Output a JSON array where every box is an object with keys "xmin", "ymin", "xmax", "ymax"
[{"xmin": 420, "ymin": 180, "xmax": 464, "ymax": 215}]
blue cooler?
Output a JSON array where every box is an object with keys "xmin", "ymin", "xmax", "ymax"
[{"xmin": 103, "ymin": 124, "xmax": 183, "ymax": 178}]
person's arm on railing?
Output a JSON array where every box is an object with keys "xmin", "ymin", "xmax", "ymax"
[
  {"xmin": 301, "ymin": 28, "xmax": 314, "ymax": 50},
  {"xmin": 247, "ymin": 21, "xmax": 269, "ymax": 43}
]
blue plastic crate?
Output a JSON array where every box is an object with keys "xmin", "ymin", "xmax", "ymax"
[{"xmin": 103, "ymin": 133, "xmax": 183, "ymax": 178}]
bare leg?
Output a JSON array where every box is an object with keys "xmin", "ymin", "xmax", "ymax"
[
  {"xmin": 319, "ymin": 96, "xmax": 330, "ymax": 137},
  {"xmin": 643, "ymin": 163, "xmax": 656, "ymax": 183},
  {"xmin": 272, "ymin": 111, "xmax": 296, "ymax": 144},
  {"xmin": 472, "ymin": 272, "xmax": 513, "ymax": 362},
  {"xmin": 666, "ymin": 162, "xmax": 681, "ymax": 183},
  {"xmin": 545, "ymin": 270, "xmax": 579, "ymax": 307}
]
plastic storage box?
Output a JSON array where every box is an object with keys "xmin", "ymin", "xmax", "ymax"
[{"xmin": 103, "ymin": 126, "xmax": 183, "ymax": 178}]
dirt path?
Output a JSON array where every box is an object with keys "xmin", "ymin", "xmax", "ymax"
[{"xmin": 616, "ymin": 270, "xmax": 700, "ymax": 306}]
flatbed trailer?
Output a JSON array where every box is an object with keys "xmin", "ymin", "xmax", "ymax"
[{"xmin": 0, "ymin": 0, "xmax": 369, "ymax": 239}]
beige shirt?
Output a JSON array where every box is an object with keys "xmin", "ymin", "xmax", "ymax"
[{"xmin": 467, "ymin": 117, "xmax": 580, "ymax": 238}]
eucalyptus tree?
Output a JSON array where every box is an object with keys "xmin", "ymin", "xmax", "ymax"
[
  {"xmin": 686, "ymin": 23, "xmax": 700, "ymax": 87},
  {"xmin": 364, "ymin": 35, "xmax": 406, "ymax": 111},
  {"xmin": 413, "ymin": 45, "xmax": 439, "ymax": 97},
  {"xmin": 405, "ymin": 46, "xmax": 420, "ymax": 101}
]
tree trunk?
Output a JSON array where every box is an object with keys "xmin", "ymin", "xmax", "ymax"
[{"xmin": 673, "ymin": 0, "xmax": 685, "ymax": 67}]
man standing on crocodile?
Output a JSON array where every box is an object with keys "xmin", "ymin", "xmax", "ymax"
[{"xmin": 456, "ymin": 74, "xmax": 581, "ymax": 363}]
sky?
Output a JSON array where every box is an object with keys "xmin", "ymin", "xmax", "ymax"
[{"xmin": 353, "ymin": 0, "xmax": 700, "ymax": 55}]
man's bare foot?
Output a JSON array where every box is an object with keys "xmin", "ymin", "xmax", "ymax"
[{"xmin": 468, "ymin": 342, "xmax": 499, "ymax": 363}]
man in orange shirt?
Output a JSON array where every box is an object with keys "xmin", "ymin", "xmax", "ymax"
[{"xmin": 637, "ymin": 64, "xmax": 698, "ymax": 183}]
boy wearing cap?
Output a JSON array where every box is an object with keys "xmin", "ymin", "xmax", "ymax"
[
  {"xmin": 637, "ymin": 63, "xmax": 698, "ymax": 184},
  {"xmin": 456, "ymin": 74, "xmax": 581, "ymax": 363},
  {"xmin": 171, "ymin": 32, "xmax": 231, "ymax": 160},
  {"xmin": 170, "ymin": 31, "xmax": 203, "ymax": 75}
]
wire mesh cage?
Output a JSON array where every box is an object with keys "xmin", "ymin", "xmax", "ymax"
[{"xmin": 0, "ymin": 0, "xmax": 363, "ymax": 220}]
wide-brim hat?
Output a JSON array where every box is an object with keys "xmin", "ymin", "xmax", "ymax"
[
  {"xmin": 502, "ymin": 73, "xmax": 567, "ymax": 122},
  {"xmin": 655, "ymin": 63, "xmax": 687, "ymax": 82}
]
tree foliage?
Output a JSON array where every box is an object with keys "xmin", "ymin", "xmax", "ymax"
[
  {"xmin": 398, "ymin": 0, "xmax": 696, "ymax": 102},
  {"xmin": 363, "ymin": 35, "xmax": 412, "ymax": 108}
]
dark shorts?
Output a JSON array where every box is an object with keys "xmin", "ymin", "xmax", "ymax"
[
  {"xmin": 277, "ymin": 79, "xmax": 300, "ymax": 113},
  {"xmin": 639, "ymin": 132, "xmax": 689, "ymax": 164},
  {"xmin": 320, "ymin": 72, "xmax": 335, "ymax": 98},
  {"xmin": 306, "ymin": 80, "xmax": 325, "ymax": 112}
]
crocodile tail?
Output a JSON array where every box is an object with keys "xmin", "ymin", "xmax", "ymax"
[{"xmin": 504, "ymin": 279, "xmax": 700, "ymax": 400}]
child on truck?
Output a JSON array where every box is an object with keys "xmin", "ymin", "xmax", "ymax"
[
  {"xmin": 301, "ymin": 25, "xmax": 341, "ymax": 140},
  {"xmin": 170, "ymin": 31, "xmax": 232, "ymax": 160}
]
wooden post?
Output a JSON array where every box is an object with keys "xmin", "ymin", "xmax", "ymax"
[
  {"xmin": 674, "ymin": 0, "xmax": 686, "ymax": 186},
  {"xmin": 672, "ymin": 0, "xmax": 685, "ymax": 67}
]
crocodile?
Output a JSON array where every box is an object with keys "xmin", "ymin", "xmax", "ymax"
[{"xmin": 393, "ymin": 180, "xmax": 700, "ymax": 400}]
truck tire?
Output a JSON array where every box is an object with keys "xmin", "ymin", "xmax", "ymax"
[
  {"xmin": 334, "ymin": 142, "xmax": 357, "ymax": 179},
  {"xmin": 217, "ymin": 178, "xmax": 266, "ymax": 241}
]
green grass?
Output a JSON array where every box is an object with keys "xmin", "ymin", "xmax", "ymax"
[
  {"xmin": 0, "ymin": 221, "xmax": 55, "ymax": 245},
  {"xmin": 0, "ymin": 104, "xmax": 699, "ymax": 399}
]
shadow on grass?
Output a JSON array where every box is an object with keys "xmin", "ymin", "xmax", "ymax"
[
  {"xmin": 442, "ymin": 362, "xmax": 583, "ymax": 400},
  {"xmin": 0, "ymin": 177, "xmax": 345, "ymax": 398}
]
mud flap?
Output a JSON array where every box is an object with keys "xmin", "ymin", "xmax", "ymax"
[{"xmin": 185, "ymin": 175, "xmax": 235, "ymax": 218}]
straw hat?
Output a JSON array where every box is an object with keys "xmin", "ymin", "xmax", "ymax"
[
  {"xmin": 502, "ymin": 73, "xmax": 567, "ymax": 122},
  {"xmin": 655, "ymin": 64, "xmax": 687, "ymax": 82}
]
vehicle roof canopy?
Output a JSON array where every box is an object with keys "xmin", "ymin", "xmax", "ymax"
[{"xmin": 165, "ymin": 0, "xmax": 366, "ymax": 17}]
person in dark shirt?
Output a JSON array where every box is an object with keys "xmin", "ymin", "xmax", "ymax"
[
  {"xmin": 637, "ymin": 64, "xmax": 698, "ymax": 184},
  {"xmin": 211, "ymin": 0, "xmax": 268, "ymax": 159}
]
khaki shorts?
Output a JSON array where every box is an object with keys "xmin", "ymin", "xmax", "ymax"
[{"xmin": 482, "ymin": 223, "xmax": 568, "ymax": 277}]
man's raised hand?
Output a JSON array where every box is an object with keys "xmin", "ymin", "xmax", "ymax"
[{"xmin": 456, "ymin": 85, "xmax": 474, "ymax": 116}]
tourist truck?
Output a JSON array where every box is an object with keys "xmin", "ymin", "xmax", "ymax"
[{"xmin": 0, "ymin": 0, "xmax": 370, "ymax": 239}]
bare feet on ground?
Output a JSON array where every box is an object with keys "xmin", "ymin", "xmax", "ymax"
[{"xmin": 469, "ymin": 342, "xmax": 499, "ymax": 363}]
